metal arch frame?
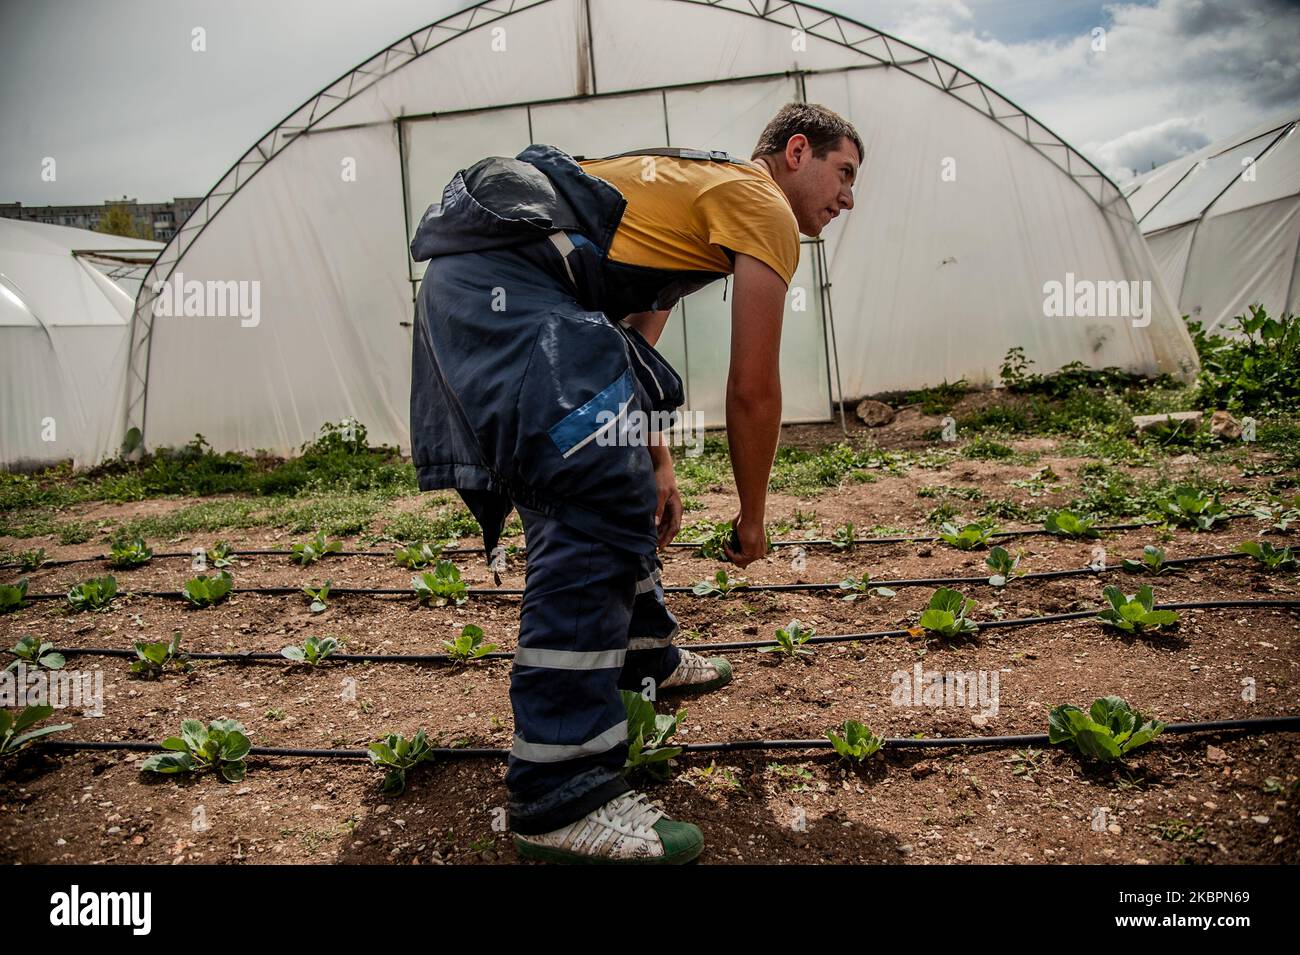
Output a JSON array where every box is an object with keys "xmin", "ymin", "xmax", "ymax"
[{"xmin": 125, "ymin": 0, "xmax": 1140, "ymax": 445}]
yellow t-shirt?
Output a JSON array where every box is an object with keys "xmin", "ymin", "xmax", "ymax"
[{"xmin": 577, "ymin": 153, "xmax": 800, "ymax": 286}]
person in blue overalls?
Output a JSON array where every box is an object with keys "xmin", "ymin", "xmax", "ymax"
[{"xmin": 410, "ymin": 102, "xmax": 861, "ymax": 864}]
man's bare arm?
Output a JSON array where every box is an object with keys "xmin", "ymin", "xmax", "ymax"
[
  {"xmin": 723, "ymin": 252, "xmax": 785, "ymax": 565},
  {"xmin": 622, "ymin": 308, "xmax": 672, "ymax": 347}
]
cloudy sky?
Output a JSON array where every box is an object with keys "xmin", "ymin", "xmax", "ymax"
[{"xmin": 2, "ymin": 0, "xmax": 1298, "ymax": 204}]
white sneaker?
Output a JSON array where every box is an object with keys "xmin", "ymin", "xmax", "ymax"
[
  {"xmin": 658, "ymin": 648, "xmax": 734, "ymax": 694},
  {"xmin": 514, "ymin": 790, "xmax": 703, "ymax": 864}
]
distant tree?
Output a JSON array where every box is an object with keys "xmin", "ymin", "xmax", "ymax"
[{"xmin": 95, "ymin": 202, "xmax": 153, "ymax": 241}]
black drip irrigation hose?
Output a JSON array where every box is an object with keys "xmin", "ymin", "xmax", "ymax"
[
  {"xmin": 4, "ymin": 511, "xmax": 1272, "ymax": 570},
  {"xmin": 37, "ymin": 598, "xmax": 1300, "ymax": 662},
  {"xmin": 11, "ymin": 548, "xmax": 1286, "ymax": 602},
  {"xmin": 33, "ymin": 715, "xmax": 1300, "ymax": 761}
]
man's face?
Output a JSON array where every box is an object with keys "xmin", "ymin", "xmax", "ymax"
[{"xmin": 780, "ymin": 134, "xmax": 859, "ymax": 237}]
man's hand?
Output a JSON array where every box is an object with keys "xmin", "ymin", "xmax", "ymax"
[
  {"xmin": 722, "ymin": 512, "xmax": 768, "ymax": 568},
  {"xmin": 651, "ymin": 441, "xmax": 682, "ymax": 550}
]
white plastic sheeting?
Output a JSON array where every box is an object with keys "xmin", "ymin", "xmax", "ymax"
[
  {"xmin": 1, "ymin": 220, "xmax": 161, "ymax": 469},
  {"xmin": 124, "ymin": 0, "xmax": 1198, "ymax": 465},
  {"xmin": 1124, "ymin": 112, "xmax": 1300, "ymax": 334}
]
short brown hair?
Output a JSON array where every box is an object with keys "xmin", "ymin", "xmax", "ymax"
[{"xmin": 752, "ymin": 102, "xmax": 863, "ymax": 164}]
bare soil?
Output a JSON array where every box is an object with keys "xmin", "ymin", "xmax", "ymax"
[{"xmin": 2, "ymin": 418, "xmax": 1297, "ymax": 865}]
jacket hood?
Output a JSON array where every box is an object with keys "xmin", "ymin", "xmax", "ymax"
[{"xmin": 410, "ymin": 144, "xmax": 626, "ymax": 262}]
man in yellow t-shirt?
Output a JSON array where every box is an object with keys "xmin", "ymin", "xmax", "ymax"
[{"xmin": 409, "ymin": 101, "xmax": 862, "ymax": 864}]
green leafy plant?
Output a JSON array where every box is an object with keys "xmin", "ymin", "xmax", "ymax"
[
  {"xmin": 692, "ymin": 520, "xmax": 771, "ymax": 562},
  {"xmin": 302, "ymin": 579, "xmax": 332, "ymax": 614},
  {"xmin": 691, "ymin": 569, "xmax": 748, "ymax": 598},
  {"xmin": 281, "ymin": 634, "xmax": 339, "ymax": 665},
  {"xmin": 939, "ymin": 520, "xmax": 998, "ymax": 550},
  {"xmin": 0, "ymin": 578, "xmax": 30, "ymax": 614},
  {"xmin": 622, "ymin": 690, "xmax": 684, "ymax": 780},
  {"xmin": 1121, "ymin": 544, "xmax": 1175, "ymax": 576},
  {"xmin": 914, "ymin": 587, "xmax": 978, "ymax": 638},
  {"xmin": 141, "ymin": 718, "xmax": 251, "ymax": 782},
  {"xmin": 291, "ymin": 530, "xmax": 343, "ymax": 566},
  {"xmin": 394, "ymin": 541, "xmax": 443, "ymax": 569},
  {"xmin": 442, "ymin": 624, "xmax": 496, "ymax": 662},
  {"xmin": 0, "ymin": 705, "xmax": 71, "ymax": 758},
  {"xmin": 826, "ymin": 720, "xmax": 884, "ymax": 763},
  {"xmin": 206, "ymin": 540, "xmax": 236, "ymax": 568},
  {"xmin": 1237, "ymin": 540, "xmax": 1296, "ymax": 571},
  {"xmin": 984, "ymin": 545, "xmax": 1022, "ymax": 587},
  {"xmin": 759, "ymin": 619, "xmax": 816, "ymax": 658},
  {"xmin": 66, "ymin": 575, "xmax": 118, "ymax": 612},
  {"xmin": 831, "ymin": 522, "xmax": 857, "ymax": 552},
  {"xmin": 6, "ymin": 635, "xmax": 65, "ymax": 671},
  {"xmin": 1161, "ymin": 486, "xmax": 1227, "ymax": 531},
  {"xmin": 1044, "ymin": 510, "xmax": 1100, "ymax": 539},
  {"xmin": 183, "ymin": 570, "xmax": 232, "ymax": 608},
  {"xmin": 108, "ymin": 536, "xmax": 153, "ymax": 569},
  {"xmin": 14, "ymin": 549, "xmax": 47, "ymax": 572},
  {"xmin": 1189, "ymin": 305, "xmax": 1300, "ymax": 416},
  {"xmin": 1047, "ymin": 696, "xmax": 1166, "ymax": 763},
  {"xmin": 1096, "ymin": 585, "xmax": 1180, "ymax": 634},
  {"xmin": 131, "ymin": 630, "xmax": 190, "ymax": 679},
  {"xmin": 1252, "ymin": 494, "xmax": 1300, "ymax": 532},
  {"xmin": 368, "ymin": 729, "xmax": 435, "ymax": 795},
  {"xmin": 837, "ymin": 572, "xmax": 896, "ymax": 601},
  {"xmin": 412, "ymin": 561, "xmax": 467, "ymax": 606}
]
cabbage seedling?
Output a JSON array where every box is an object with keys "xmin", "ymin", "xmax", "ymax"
[
  {"xmin": 760, "ymin": 619, "xmax": 815, "ymax": 658},
  {"xmin": 66, "ymin": 575, "xmax": 118, "ymax": 612},
  {"xmin": 1161, "ymin": 486, "xmax": 1227, "ymax": 531},
  {"xmin": 622, "ymin": 690, "xmax": 684, "ymax": 780},
  {"xmin": 302, "ymin": 580, "xmax": 331, "ymax": 614},
  {"xmin": 7, "ymin": 635, "xmax": 65, "ymax": 672},
  {"xmin": 394, "ymin": 541, "xmax": 443, "ymax": 569},
  {"xmin": 14, "ymin": 549, "xmax": 46, "ymax": 571},
  {"xmin": 0, "ymin": 579, "xmax": 30, "ymax": 614},
  {"xmin": 691, "ymin": 569, "xmax": 747, "ymax": 597},
  {"xmin": 831, "ymin": 522, "xmax": 857, "ymax": 552},
  {"xmin": 1121, "ymin": 544, "xmax": 1175, "ymax": 576},
  {"xmin": 1096, "ymin": 585, "xmax": 1179, "ymax": 634},
  {"xmin": 913, "ymin": 587, "xmax": 978, "ymax": 638},
  {"xmin": 1044, "ymin": 510, "xmax": 1100, "ymax": 539},
  {"xmin": 291, "ymin": 531, "xmax": 342, "ymax": 566},
  {"xmin": 826, "ymin": 720, "xmax": 884, "ymax": 762},
  {"xmin": 206, "ymin": 540, "xmax": 236, "ymax": 568},
  {"xmin": 281, "ymin": 634, "xmax": 339, "ymax": 665},
  {"xmin": 837, "ymin": 573, "xmax": 895, "ymax": 601},
  {"xmin": 443, "ymin": 624, "xmax": 496, "ymax": 662},
  {"xmin": 1047, "ymin": 696, "xmax": 1165, "ymax": 763},
  {"xmin": 183, "ymin": 570, "xmax": 232, "ymax": 608},
  {"xmin": 984, "ymin": 545, "xmax": 1022, "ymax": 587},
  {"xmin": 412, "ymin": 561, "xmax": 467, "ymax": 606},
  {"xmin": 141, "ymin": 718, "xmax": 252, "ymax": 782},
  {"xmin": 368, "ymin": 728, "xmax": 435, "ymax": 794},
  {"xmin": 1238, "ymin": 540, "xmax": 1296, "ymax": 571},
  {"xmin": 131, "ymin": 630, "xmax": 190, "ymax": 679},
  {"xmin": 108, "ymin": 536, "xmax": 153, "ymax": 569},
  {"xmin": 0, "ymin": 705, "xmax": 71, "ymax": 758},
  {"xmin": 939, "ymin": 520, "xmax": 998, "ymax": 550}
]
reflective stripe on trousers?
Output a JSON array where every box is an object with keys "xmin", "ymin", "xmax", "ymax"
[{"xmin": 506, "ymin": 504, "xmax": 681, "ymax": 835}]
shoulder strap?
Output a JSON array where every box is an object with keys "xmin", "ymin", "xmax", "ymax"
[{"xmin": 576, "ymin": 146, "xmax": 758, "ymax": 169}]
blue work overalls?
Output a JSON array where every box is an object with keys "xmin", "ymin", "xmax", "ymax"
[{"xmin": 409, "ymin": 144, "xmax": 737, "ymax": 834}]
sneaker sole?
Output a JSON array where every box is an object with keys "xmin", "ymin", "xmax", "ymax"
[
  {"xmin": 514, "ymin": 836, "xmax": 703, "ymax": 865},
  {"xmin": 658, "ymin": 658, "xmax": 733, "ymax": 696}
]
